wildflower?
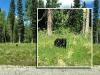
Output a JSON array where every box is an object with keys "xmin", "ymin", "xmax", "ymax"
[
  {"xmin": 51, "ymin": 41, "xmax": 54, "ymax": 45},
  {"xmin": 87, "ymin": 50, "xmax": 91, "ymax": 55},
  {"xmin": 67, "ymin": 51, "xmax": 74, "ymax": 58},
  {"xmin": 73, "ymin": 41, "xmax": 77, "ymax": 45},
  {"xmin": 82, "ymin": 43, "xmax": 91, "ymax": 48},
  {"xmin": 55, "ymin": 52, "xmax": 60, "ymax": 57},
  {"xmin": 67, "ymin": 51, "xmax": 74, "ymax": 55}
]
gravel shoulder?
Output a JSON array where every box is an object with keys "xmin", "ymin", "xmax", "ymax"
[{"xmin": 0, "ymin": 65, "xmax": 100, "ymax": 75}]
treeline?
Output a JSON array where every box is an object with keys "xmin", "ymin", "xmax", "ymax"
[
  {"xmin": 0, "ymin": 0, "xmax": 38, "ymax": 43},
  {"xmin": 0, "ymin": 0, "xmax": 62, "ymax": 43},
  {"xmin": 0, "ymin": 0, "xmax": 100, "ymax": 44},
  {"xmin": 38, "ymin": 0, "xmax": 91, "ymax": 36}
]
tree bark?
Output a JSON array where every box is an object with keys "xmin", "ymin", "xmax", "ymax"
[
  {"xmin": 82, "ymin": 8, "xmax": 86, "ymax": 35},
  {"xmin": 85, "ymin": 9, "xmax": 90, "ymax": 37},
  {"xmin": 47, "ymin": 9, "xmax": 52, "ymax": 36},
  {"xmin": 18, "ymin": 33, "xmax": 21, "ymax": 43}
]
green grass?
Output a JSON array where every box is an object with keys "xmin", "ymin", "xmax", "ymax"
[
  {"xmin": 0, "ymin": 43, "xmax": 36, "ymax": 66},
  {"xmin": 38, "ymin": 28, "xmax": 92, "ymax": 66},
  {"xmin": 93, "ymin": 44, "xmax": 100, "ymax": 65}
]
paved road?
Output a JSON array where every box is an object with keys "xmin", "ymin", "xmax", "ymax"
[{"xmin": 0, "ymin": 65, "xmax": 100, "ymax": 75}]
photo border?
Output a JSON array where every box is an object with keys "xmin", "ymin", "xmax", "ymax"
[{"xmin": 37, "ymin": 8, "xmax": 93, "ymax": 69}]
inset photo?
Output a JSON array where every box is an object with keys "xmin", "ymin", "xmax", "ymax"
[{"xmin": 37, "ymin": 8, "xmax": 92, "ymax": 68}]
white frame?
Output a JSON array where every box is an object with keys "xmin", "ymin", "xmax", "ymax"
[{"xmin": 37, "ymin": 8, "xmax": 93, "ymax": 69}]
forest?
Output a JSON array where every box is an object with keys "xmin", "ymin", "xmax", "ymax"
[
  {"xmin": 0, "ymin": 0, "xmax": 100, "ymax": 66},
  {"xmin": 38, "ymin": 8, "xmax": 92, "ymax": 66}
]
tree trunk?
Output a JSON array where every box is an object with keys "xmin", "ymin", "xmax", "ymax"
[
  {"xmin": 47, "ymin": 9, "xmax": 52, "ymax": 36},
  {"xmin": 18, "ymin": 33, "xmax": 21, "ymax": 43},
  {"xmin": 31, "ymin": 38, "xmax": 33, "ymax": 43},
  {"xmin": 82, "ymin": 8, "xmax": 86, "ymax": 34},
  {"xmin": 85, "ymin": 9, "xmax": 90, "ymax": 37}
]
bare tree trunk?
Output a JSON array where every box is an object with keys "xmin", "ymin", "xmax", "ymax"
[
  {"xmin": 85, "ymin": 9, "xmax": 90, "ymax": 37},
  {"xmin": 18, "ymin": 33, "xmax": 21, "ymax": 43},
  {"xmin": 96, "ymin": 31, "xmax": 98, "ymax": 43},
  {"xmin": 82, "ymin": 8, "xmax": 86, "ymax": 35},
  {"xmin": 47, "ymin": 9, "xmax": 52, "ymax": 36},
  {"xmin": 31, "ymin": 38, "xmax": 33, "ymax": 43}
]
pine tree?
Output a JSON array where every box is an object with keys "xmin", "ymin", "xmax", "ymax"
[
  {"xmin": 46, "ymin": 0, "xmax": 61, "ymax": 8},
  {"xmin": 25, "ymin": 0, "xmax": 31, "ymax": 21},
  {"xmin": 0, "ymin": 10, "xmax": 6, "ymax": 42},
  {"xmin": 82, "ymin": 1, "xmax": 86, "ymax": 8},
  {"xmin": 14, "ymin": 16, "xmax": 18, "ymax": 43},
  {"xmin": 68, "ymin": 9, "xmax": 83, "ymax": 33},
  {"xmin": 93, "ymin": 0, "xmax": 99, "ymax": 43},
  {"xmin": 8, "ymin": 0, "xmax": 15, "ymax": 43},
  {"xmin": 46, "ymin": 0, "xmax": 52, "ymax": 8},
  {"xmin": 30, "ymin": 0, "xmax": 37, "ymax": 43},
  {"xmin": 51, "ymin": 0, "xmax": 61, "ymax": 8},
  {"xmin": 73, "ymin": 0, "xmax": 80, "ymax": 8},
  {"xmin": 0, "ymin": 8, "xmax": 1, "ymax": 12},
  {"xmin": 24, "ymin": 24, "xmax": 31, "ymax": 43},
  {"xmin": 17, "ymin": 0, "xmax": 24, "ymax": 43},
  {"xmin": 38, "ymin": 0, "xmax": 44, "ymax": 8}
]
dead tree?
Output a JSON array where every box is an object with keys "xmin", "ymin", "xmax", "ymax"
[{"xmin": 47, "ymin": 9, "xmax": 52, "ymax": 36}]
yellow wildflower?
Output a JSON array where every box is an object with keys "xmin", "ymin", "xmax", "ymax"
[
  {"xmin": 73, "ymin": 41, "xmax": 77, "ymax": 45},
  {"xmin": 82, "ymin": 43, "xmax": 91, "ymax": 48},
  {"xmin": 87, "ymin": 50, "xmax": 91, "ymax": 55},
  {"xmin": 43, "ymin": 43, "xmax": 46, "ymax": 47},
  {"xmin": 67, "ymin": 51, "xmax": 74, "ymax": 55},
  {"xmin": 67, "ymin": 51, "xmax": 74, "ymax": 58}
]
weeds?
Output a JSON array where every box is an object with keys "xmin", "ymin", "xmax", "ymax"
[{"xmin": 38, "ymin": 28, "xmax": 92, "ymax": 66}]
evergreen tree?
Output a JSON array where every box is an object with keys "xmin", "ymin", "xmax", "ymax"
[
  {"xmin": 14, "ymin": 16, "xmax": 18, "ymax": 43},
  {"xmin": 25, "ymin": 0, "xmax": 31, "ymax": 21},
  {"xmin": 68, "ymin": 9, "xmax": 83, "ymax": 33},
  {"xmin": 24, "ymin": 24, "xmax": 31, "ymax": 43},
  {"xmin": 38, "ymin": 0, "xmax": 44, "ymax": 8},
  {"xmin": 24, "ymin": 0, "xmax": 31, "ymax": 43},
  {"xmin": 82, "ymin": 1, "xmax": 86, "ymax": 8},
  {"xmin": 73, "ymin": 0, "xmax": 80, "ymax": 8},
  {"xmin": 8, "ymin": 0, "xmax": 15, "ymax": 43},
  {"xmin": 53, "ymin": 9, "xmax": 68, "ymax": 31},
  {"xmin": 93, "ymin": 0, "xmax": 99, "ymax": 43},
  {"xmin": 0, "ymin": 10, "xmax": 6, "ymax": 42},
  {"xmin": 30, "ymin": 0, "xmax": 37, "ymax": 43},
  {"xmin": 46, "ymin": 0, "xmax": 52, "ymax": 8},
  {"xmin": 0, "ymin": 8, "xmax": 1, "ymax": 12},
  {"xmin": 51, "ymin": 0, "xmax": 61, "ymax": 8},
  {"xmin": 17, "ymin": 0, "xmax": 24, "ymax": 43},
  {"xmin": 46, "ymin": 0, "xmax": 61, "ymax": 8},
  {"xmin": 71, "ymin": 3, "xmax": 73, "ymax": 8}
]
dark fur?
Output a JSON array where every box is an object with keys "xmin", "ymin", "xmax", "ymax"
[
  {"xmin": 54, "ymin": 38, "xmax": 66, "ymax": 48},
  {"xmin": 16, "ymin": 44, "xmax": 18, "ymax": 46}
]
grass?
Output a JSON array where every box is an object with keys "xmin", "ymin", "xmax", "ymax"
[
  {"xmin": 38, "ymin": 28, "xmax": 92, "ymax": 66},
  {"xmin": 0, "ymin": 43, "xmax": 36, "ymax": 66},
  {"xmin": 93, "ymin": 44, "xmax": 100, "ymax": 65}
]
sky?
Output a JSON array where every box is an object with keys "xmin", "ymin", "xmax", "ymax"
[{"xmin": 0, "ymin": 0, "xmax": 99, "ymax": 17}]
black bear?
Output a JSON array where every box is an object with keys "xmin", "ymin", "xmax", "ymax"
[
  {"xmin": 16, "ymin": 44, "xmax": 18, "ymax": 46},
  {"xmin": 54, "ymin": 38, "xmax": 66, "ymax": 48}
]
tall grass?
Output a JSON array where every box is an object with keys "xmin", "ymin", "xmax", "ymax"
[
  {"xmin": 0, "ymin": 43, "xmax": 36, "ymax": 66},
  {"xmin": 93, "ymin": 44, "xmax": 100, "ymax": 65},
  {"xmin": 38, "ymin": 28, "xmax": 92, "ymax": 66}
]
